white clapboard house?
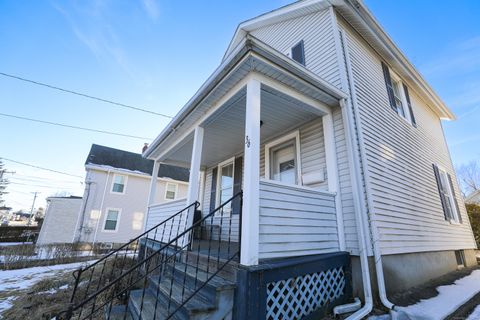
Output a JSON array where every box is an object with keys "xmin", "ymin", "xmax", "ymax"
[{"xmin": 63, "ymin": 1, "xmax": 477, "ymax": 319}]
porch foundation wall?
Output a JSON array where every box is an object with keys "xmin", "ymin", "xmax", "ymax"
[{"xmin": 350, "ymin": 249, "xmax": 478, "ymax": 300}]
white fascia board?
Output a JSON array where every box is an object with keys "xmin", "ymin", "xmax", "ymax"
[{"xmin": 86, "ymin": 164, "xmax": 188, "ymax": 184}]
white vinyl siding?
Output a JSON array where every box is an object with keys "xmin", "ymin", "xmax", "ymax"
[
  {"xmin": 338, "ymin": 19, "xmax": 476, "ymax": 255},
  {"xmin": 251, "ymin": 9, "xmax": 342, "ymax": 88},
  {"xmin": 146, "ymin": 199, "xmax": 188, "ymax": 243},
  {"xmin": 259, "ymin": 180, "xmax": 339, "ymax": 259}
]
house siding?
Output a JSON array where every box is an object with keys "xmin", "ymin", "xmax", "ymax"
[
  {"xmin": 78, "ymin": 169, "xmax": 188, "ymax": 244},
  {"xmin": 37, "ymin": 198, "xmax": 83, "ymax": 245},
  {"xmin": 251, "ymin": 9, "xmax": 342, "ymax": 88},
  {"xmin": 339, "ymin": 19, "xmax": 476, "ymax": 255}
]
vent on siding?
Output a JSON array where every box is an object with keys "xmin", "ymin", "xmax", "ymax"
[{"xmin": 291, "ymin": 40, "xmax": 305, "ymax": 65}]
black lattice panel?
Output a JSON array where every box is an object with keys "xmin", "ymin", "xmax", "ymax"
[{"xmin": 265, "ymin": 267, "xmax": 345, "ymax": 320}]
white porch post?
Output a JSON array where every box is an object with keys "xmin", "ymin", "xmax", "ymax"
[
  {"xmin": 323, "ymin": 112, "xmax": 346, "ymax": 251},
  {"xmin": 186, "ymin": 126, "xmax": 204, "ymax": 227},
  {"xmin": 241, "ymin": 78, "xmax": 261, "ymax": 266},
  {"xmin": 144, "ymin": 160, "xmax": 160, "ymax": 232}
]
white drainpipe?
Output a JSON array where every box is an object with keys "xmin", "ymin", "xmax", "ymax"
[
  {"xmin": 92, "ymin": 170, "xmax": 111, "ymax": 247},
  {"xmin": 339, "ymin": 28, "xmax": 395, "ymax": 313}
]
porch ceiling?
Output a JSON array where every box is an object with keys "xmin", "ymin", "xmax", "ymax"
[
  {"xmin": 147, "ymin": 36, "xmax": 347, "ymax": 161},
  {"xmin": 163, "ymin": 84, "xmax": 324, "ymax": 168}
]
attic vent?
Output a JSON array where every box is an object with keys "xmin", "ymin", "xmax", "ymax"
[{"xmin": 291, "ymin": 40, "xmax": 305, "ymax": 65}]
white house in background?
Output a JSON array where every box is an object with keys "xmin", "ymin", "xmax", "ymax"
[
  {"xmin": 36, "ymin": 196, "xmax": 83, "ymax": 245},
  {"xmin": 466, "ymin": 190, "xmax": 480, "ymax": 204},
  {"xmin": 74, "ymin": 144, "xmax": 189, "ymax": 246},
  {"xmin": 138, "ymin": 0, "xmax": 477, "ymax": 318}
]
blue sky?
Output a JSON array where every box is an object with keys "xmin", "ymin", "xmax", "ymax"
[{"xmin": 1, "ymin": 0, "xmax": 479, "ymax": 210}]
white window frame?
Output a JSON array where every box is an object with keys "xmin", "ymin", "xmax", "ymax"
[
  {"xmin": 215, "ymin": 157, "xmax": 235, "ymax": 216},
  {"xmin": 164, "ymin": 182, "xmax": 178, "ymax": 201},
  {"xmin": 111, "ymin": 174, "xmax": 128, "ymax": 194},
  {"xmin": 389, "ymin": 71, "xmax": 413, "ymax": 124},
  {"xmin": 265, "ymin": 131, "xmax": 302, "ymax": 186},
  {"xmin": 437, "ymin": 165, "xmax": 461, "ymax": 224},
  {"xmin": 102, "ymin": 208, "xmax": 122, "ymax": 232}
]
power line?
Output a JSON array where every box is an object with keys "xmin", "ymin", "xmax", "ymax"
[
  {"xmin": 10, "ymin": 173, "xmax": 81, "ymax": 184},
  {"xmin": 0, "ymin": 112, "xmax": 153, "ymax": 140},
  {"xmin": 10, "ymin": 176, "xmax": 82, "ymax": 185},
  {"xmin": 9, "ymin": 181, "xmax": 80, "ymax": 190},
  {"xmin": 1, "ymin": 158, "xmax": 84, "ymax": 178},
  {"xmin": 0, "ymin": 72, "xmax": 174, "ymax": 119}
]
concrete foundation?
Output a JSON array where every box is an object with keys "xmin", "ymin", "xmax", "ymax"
[{"xmin": 351, "ymin": 249, "xmax": 478, "ymax": 299}]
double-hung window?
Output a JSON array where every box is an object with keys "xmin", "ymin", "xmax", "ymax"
[
  {"xmin": 103, "ymin": 209, "xmax": 120, "ymax": 231},
  {"xmin": 111, "ymin": 174, "xmax": 127, "ymax": 194},
  {"xmin": 165, "ymin": 183, "xmax": 178, "ymax": 200},
  {"xmin": 216, "ymin": 159, "xmax": 234, "ymax": 215},
  {"xmin": 265, "ymin": 132, "xmax": 301, "ymax": 186},
  {"xmin": 433, "ymin": 164, "xmax": 462, "ymax": 223},
  {"xmin": 382, "ymin": 62, "xmax": 417, "ymax": 126}
]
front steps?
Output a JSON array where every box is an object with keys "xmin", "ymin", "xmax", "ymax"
[{"xmin": 111, "ymin": 250, "xmax": 237, "ymax": 320}]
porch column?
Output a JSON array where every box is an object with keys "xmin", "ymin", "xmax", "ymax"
[
  {"xmin": 144, "ymin": 160, "xmax": 161, "ymax": 232},
  {"xmin": 241, "ymin": 78, "xmax": 261, "ymax": 266},
  {"xmin": 186, "ymin": 126, "xmax": 204, "ymax": 226},
  {"xmin": 322, "ymin": 112, "xmax": 346, "ymax": 251}
]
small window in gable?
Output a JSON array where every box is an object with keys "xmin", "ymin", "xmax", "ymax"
[
  {"xmin": 111, "ymin": 174, "xmax": 127, "ymax": 194},
  {"xmin": 165, "ymin": 183, "xmax": 178, "ymax": 200},
  {"xmin": 291, "ymin": 40, "xmax": 305, "ymax": 65},
  {"xmin": 381, "ymin": 62, "xmax": 417, "ymax": 126}
]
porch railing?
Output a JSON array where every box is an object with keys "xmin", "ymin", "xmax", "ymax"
[
  {"xmin": 60, "ymin": 201, "xmax": 199, "ymax": 319},
  {"xmin": 60, "ymin": 191, "xmax": 242, "ymax": 320}
]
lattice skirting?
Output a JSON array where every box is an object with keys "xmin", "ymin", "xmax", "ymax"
[{"xmin": 266, "ymin": 266, "xmax": 345, "ymax": 320}]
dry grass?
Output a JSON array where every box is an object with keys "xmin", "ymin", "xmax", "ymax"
[{"xmin": 0, "ymin": 257, "xmax": 137, "ymax": 320}]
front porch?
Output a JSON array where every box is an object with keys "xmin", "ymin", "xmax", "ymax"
[{"xmin": 146, "ymin": 76, "xmax": 346, "ymax": 266}]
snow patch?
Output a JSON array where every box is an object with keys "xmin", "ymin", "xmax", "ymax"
[
  {"xmin": 0, "ymin": 296, "xmax": 15, "ymax": 314},
  {"xmin": 396, "ymin": 270, "xmax": 480, "ymax": 320},
  {"xmin": 0, "ymin": 260, "xmax": 96, "ymax": 291},
  {"xmin": 467, "ymin": 305, "xmax": 480, "ymax": 320}
]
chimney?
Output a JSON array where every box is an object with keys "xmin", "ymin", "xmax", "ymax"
[{"xmin": 142, "ymin": 143, "xmax": 148, "ymax": 153}]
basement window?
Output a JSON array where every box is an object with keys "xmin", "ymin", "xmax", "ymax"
[
  {"xmin": 455, "ymin": 250, "xmax": 465, "ymax": 268},
  {"xmin": 291, "ymin": 40, "xmax": 305, "ymax": 65}
]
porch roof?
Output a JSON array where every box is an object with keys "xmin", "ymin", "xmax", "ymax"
[{"xmin": 144, "ymin": 35, "xmax": 347, "ymax": 161}]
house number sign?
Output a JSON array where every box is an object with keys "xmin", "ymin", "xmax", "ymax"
[{"xmin": 245, "ymin": 135, "xmax": 251, "ymax": 148}]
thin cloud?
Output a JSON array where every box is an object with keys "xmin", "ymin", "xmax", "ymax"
[{"xmin": 141, "ymin": 0, "xmax": 160, "ymax": 21}]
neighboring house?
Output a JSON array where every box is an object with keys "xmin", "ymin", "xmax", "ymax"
[
  {"xmin": 66, "ymin": 1, "xmax": 478, "ymax": 319},
  {"xmin": 465, "ymin": 190, "xmax": 480, "ymax": 204},
  {"xmin": 74, "ymin": 144, "xmax": 189, "ymax": 246},
  {"xmin": 36, "ymin": 196, "xmax": 83, "ymax": 245}
]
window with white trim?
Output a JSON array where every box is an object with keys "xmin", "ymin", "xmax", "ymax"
[
  {"xmin": 165, "ymin": 183, "xmax": 178, "ymax": 200},
  {"xmin": 111, "ymin": 174, "xmax": 127, "ymax": 193},
  {"xmin": 265, "ymin": 132, "xmax": 301, "ymax": 186},
  {"xmin": 104, "ymin": 209, "xmax": 120, "ymax": 231},
  {"xmin": 216, "ymin": 158, "xmax": 234, "ymax": 215}
]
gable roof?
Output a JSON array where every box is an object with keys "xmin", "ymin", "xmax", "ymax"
[
  {"xmin": 85, "ymin": 144, "xmax": 189, "ymax": 182},
  {"xmin": 465, "ymin": 190, "xmax": 480, "ymax": 204},
  {"xmin": 224, "ymin": 0, "xmax": 455, "ymax": 120}
]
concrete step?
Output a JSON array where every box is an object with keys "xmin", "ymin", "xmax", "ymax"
[{"xmin": 182, "ymin": 251, "xmax": 238, "ymax": 282}]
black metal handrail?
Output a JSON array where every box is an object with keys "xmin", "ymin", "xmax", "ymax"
[
  {"xmin": 60, "ymin": 192, "xmax": 242, "ymax": 320},
  {"xmin": 61, "ymin": 200, "xmax": 199, "ymax": 319}
]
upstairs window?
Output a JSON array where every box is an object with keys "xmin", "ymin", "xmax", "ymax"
[
  {"xmin": 165, "ymin": 183, "xmax": 178, "ymax": 200},
  {"xmin": 381, "ymin": 62, "xmax": 417, "ymax": 126},
  {"xmin": 433, "ymin": 164, "xmax": 462, "ymax": 224},
  {"xmin": 291, "ymin": 40, "xmax": 305, "ymax": 65},
  {"xmin": 103, "ymin": 209, "xmax": 120, "ymax": 231},
  {"xmin": 111, "ymin": 174, "xmax": 127, "ymax": 194}
]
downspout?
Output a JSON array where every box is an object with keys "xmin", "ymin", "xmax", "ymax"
[
  {"xmin": 329, "ymin": 4, "xmax": 373, "ymax": 317},
  {"xmin": 73, "ymin": 175, "xmax": 93, "ymax": 243},
  {"xmin": 339, "ymin": 27, "xmax": 395, "ymax": 312},
  {"xmin": 92, "ymin": 170, "xmax": 111, "ymax": 247}
]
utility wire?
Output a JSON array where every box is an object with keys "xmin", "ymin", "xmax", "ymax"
[
  {"xmin": 1, "ymin": 158, "xmax": 84, "ymax": 178},
  {"xmin": 0, "ymin": 112, "xmax": 153, "ymax": 140},
  {"xmin": 9, "ymin": 173, "xmax": 81, "ymax": 184},
  {"xmin": 0, "ymin": 72, "xmax": 174, "ymax": 118},
  {"xmin": 9, "ymin": 181, "xmax": 79, "ymax": 190},
  {"xmin": 10, "ymin": 176, "xmax": 82, "ymax": 185}
]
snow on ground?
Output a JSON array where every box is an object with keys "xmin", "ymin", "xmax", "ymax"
[
  {"xmin": 0, "ymin": 297, "xmax": 14, "ymax": 315},
  {"xmin": 467, "ymin": 305, "xmax": 480, "ymax": 320},
  {"xmin": 0, "ymin": 242, "xmax": 33, "ymax": 246},
  {"xmin": 0, "ymin": 260, "xmax": 96, "ymax": 291},
  {"xmin": 367, "ymin": 270, "xmax": 480, "ymax": 320}
]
